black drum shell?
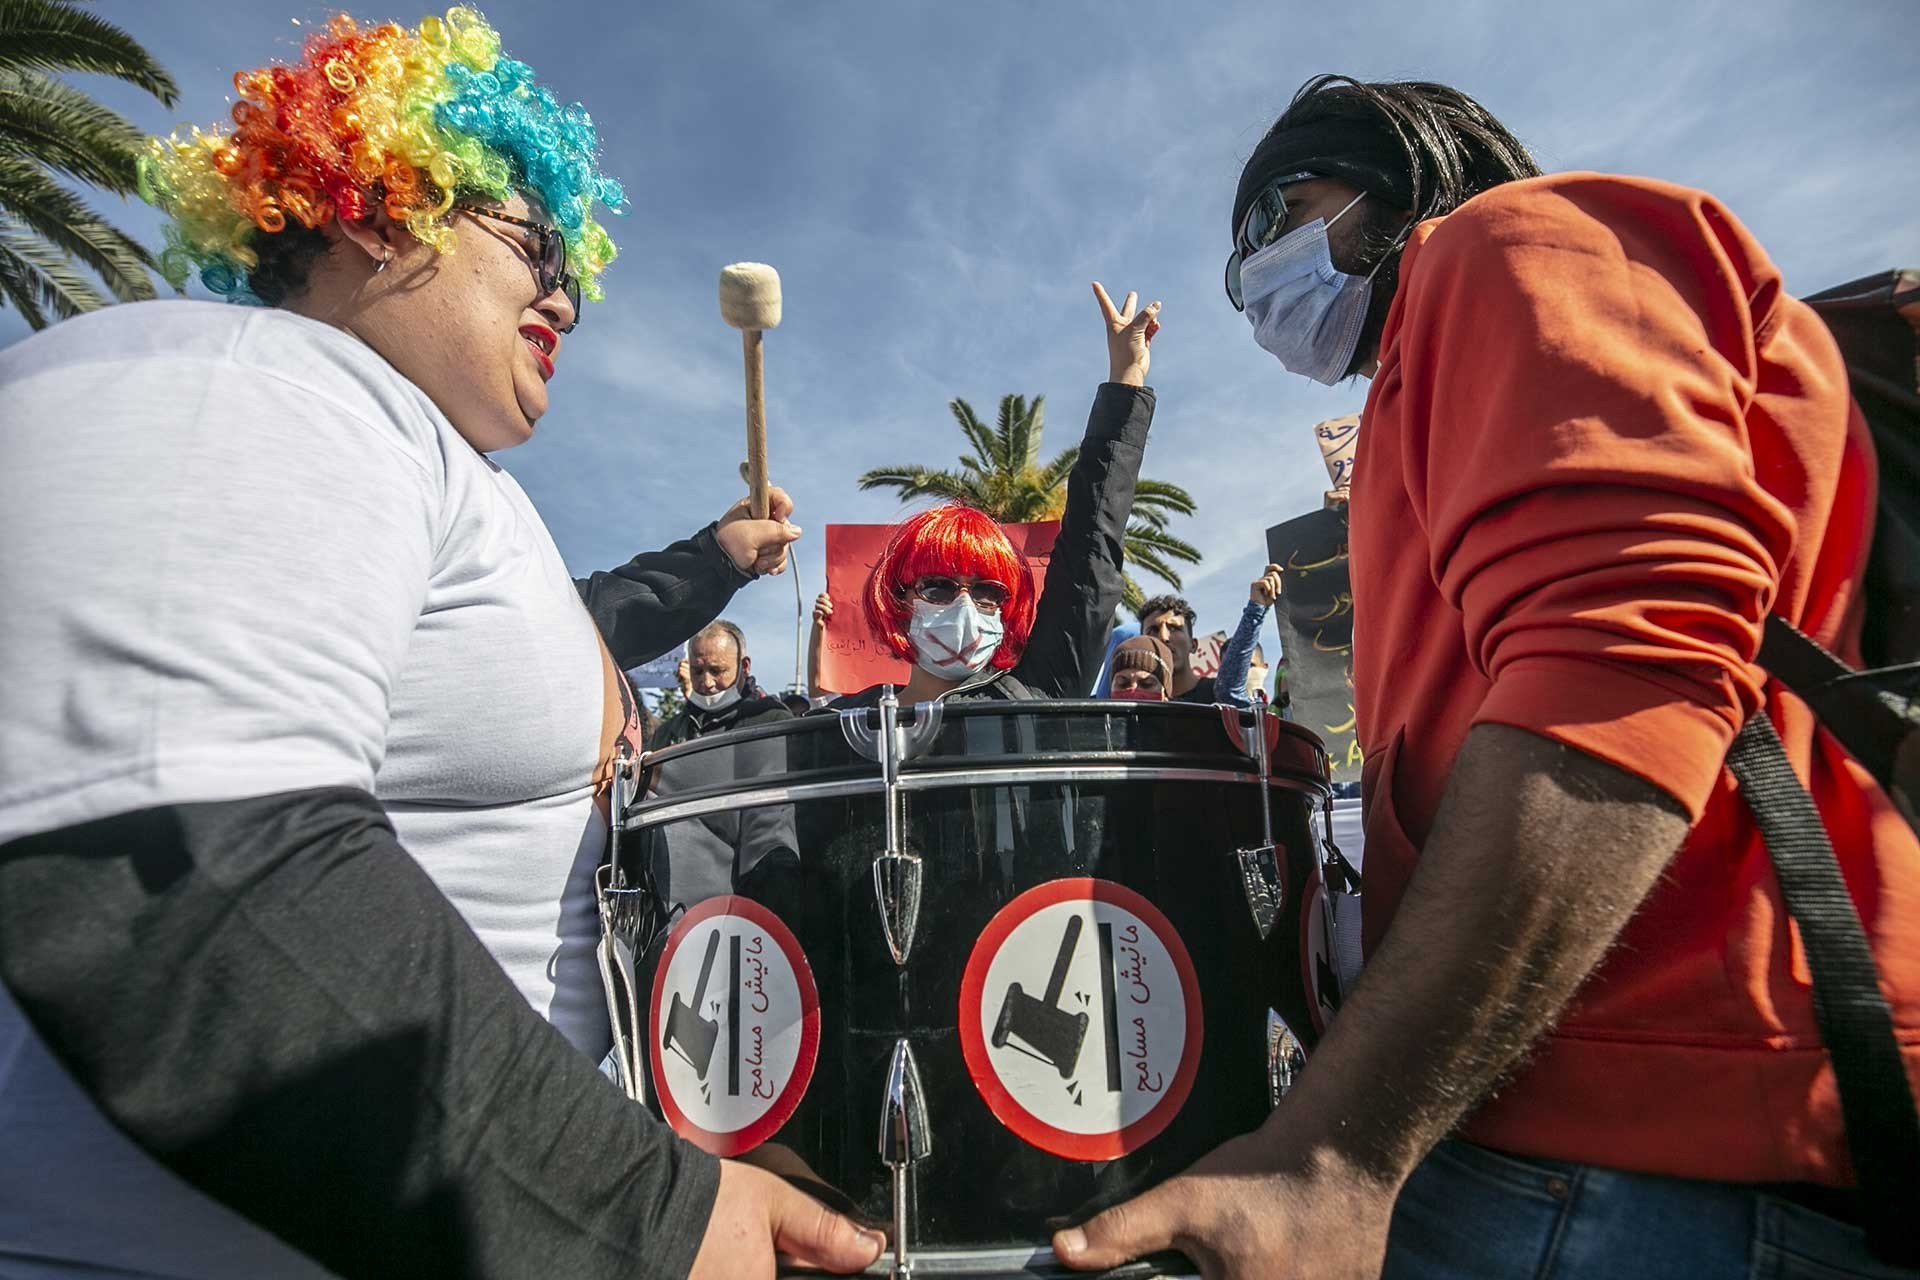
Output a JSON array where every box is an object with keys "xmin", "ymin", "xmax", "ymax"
[{"xmin": 619, "ymin": 700, "xmax": 1331, "ymax": 1251}]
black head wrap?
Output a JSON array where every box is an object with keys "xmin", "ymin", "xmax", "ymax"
[{"xmin": 1230, "ymin": 116, "xmax": 1418, "ymax": 241}]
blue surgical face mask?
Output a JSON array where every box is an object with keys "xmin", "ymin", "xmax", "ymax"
[{"xmin": 1239, "ymin": 190, "xmax": 1373, "ymax": 386}]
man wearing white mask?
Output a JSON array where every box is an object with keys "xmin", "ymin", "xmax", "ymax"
[
  {"xmin": 1056, "ymin": 74, "xmax": 1920, "ymax": 1280},
  {"xmin": 827, "ymin": 281, "xmax": 1160, "ymax": 708},
  {"xmin": 652, "ymin": 620, "xmax": 791, "ymax": 750}
]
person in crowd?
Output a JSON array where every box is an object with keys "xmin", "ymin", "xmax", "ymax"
[
  {"xmin": 651, "ymin": 620, "xmax": 791, "ymax": 750},
  {"xmin": 642, "ymin": 620, "xmax": 798, "ymax": 908},
  {"xmin": 826, "ymin": 282, "xmax": 1160, "ymax": 708},
  {"xmin": 1055, "ymin": 74, "xmax": 1919, "ymax": 1280},
  {"xmin": 1213, "ymin": 563, "xmax": 1284, "ymax": 710},
  {"xmin": 0, "ymin": 11, "xmax": 878, "ymax": 1280},
  {"xmin": 779, "ymin": 689, "xmax": 814, "ymax": 716},
  {"xmin": 1138, "ymin": 595, "xmax": 1217, "ymax": 703},
  {"xmin": 1106, "ymin": 635, "xmax": 1177, "ymax": 701}
]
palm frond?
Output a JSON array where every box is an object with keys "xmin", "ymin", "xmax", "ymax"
[
  {"xmin": 0, "ymin": 0, "xmax": 178, "ymax": 105},
  {"xmin": 948, "ymin": 398, "xmax": 998, "ymax": 466},
  {"xmin": 0, "ymin": 67, "xmax": 146, "ymax": 192},
  {"xmin": 1124, "ymin": 521, "xmax": 1203, "ymax": 562},
  {"xmin": 0, "ymin": 219, "xmax": 106, "ymax": 326},
  {"xmin": 1130, "ymin": 478, "xmax": 1198, "ymax": 516},
  {"xmin": 1123, "ymin": 545, "xmax": 1184, "ymax": 590},
  {"xmin": 1120, "ymin": 574, "xmax": 1145, "ymax": 616},
  {"xmin": 0, "ymin": 153, "xmax": 157, "ymax": 300},
  {"xmin": 1034, "ymin": 445, "xmax": 1079, "ymax": 495},
  {"xmin": 899, "ymin": 471, "xmax": 988, "ymax": 505},
  {"xmin": 1006, "ymin": 393, "xmax": 1044, "ymax": 471},
  {"xmin": 857, "ymin": 465, "xmax": 986, "ymax": 506},
  {"xmin": 998, "ymin": 395, "xmax": 1029, "ymax": 475}
]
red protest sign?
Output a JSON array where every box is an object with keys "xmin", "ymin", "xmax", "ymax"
[{"xmin": 818, "ymin": 520, "xmax": 1059, "ymax": 695}]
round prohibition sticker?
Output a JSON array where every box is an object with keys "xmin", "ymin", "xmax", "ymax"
[
  {"xmin": 958, "ymin": 878, "xmax": 1202, "ymax": 1160},
  {"xmin": 648, "ymin": 896, "xmax": 819, "ymax": 1157}
]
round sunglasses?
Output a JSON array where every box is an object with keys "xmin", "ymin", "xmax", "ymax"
[{"xmin": 906, "ymin": 576, "xmax": 1012, "ymax": 614}]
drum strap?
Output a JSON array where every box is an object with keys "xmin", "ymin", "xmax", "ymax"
[{"xmin": 1726, "ymin": 710, "xmax": 1920, "ymax": 1267}]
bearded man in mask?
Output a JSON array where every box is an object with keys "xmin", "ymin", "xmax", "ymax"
[
  {"xmin": 652, "ymin": 620, "xmax": 790, "ymax": 750},
  {"xmin": 827, "ymin": 281, "xmax": 1160, "ymax": 708},
  {"xmin": 1054, "ymin": 76, "xmax": 1920, "ymax": 1279}
]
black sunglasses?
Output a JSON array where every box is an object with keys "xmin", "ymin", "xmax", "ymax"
[
  {"xmin": 456, "ymin": 204, "xmax": 582, "ymax": 333},
  {"xmin": 1223, "ymin": 170, "xmax": 1318, "ymax": 312}
]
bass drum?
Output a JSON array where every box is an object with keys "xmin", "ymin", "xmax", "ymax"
[{"xmin": 608, "ymin": 698, "xmax": 1340, "ymax": 1274}]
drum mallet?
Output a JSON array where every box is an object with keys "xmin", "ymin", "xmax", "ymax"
[{"xmin": 718, "ymin": 262, "xmax": 782, "ymax": 520}]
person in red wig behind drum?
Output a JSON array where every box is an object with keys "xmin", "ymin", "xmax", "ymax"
[{"xmin": 825, "ymin": 283, "xmax": 1161, "ymax": 709}]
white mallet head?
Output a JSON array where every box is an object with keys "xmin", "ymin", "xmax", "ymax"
[{"xmin": 718, "ymin": 262, "xmax": 782, "ymax": 331}]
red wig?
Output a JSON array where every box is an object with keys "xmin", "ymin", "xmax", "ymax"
[{"xmin": 864, "ymin": 505, "xmax": 1036, "ymax": 670}]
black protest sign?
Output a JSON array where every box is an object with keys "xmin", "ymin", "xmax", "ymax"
[{"xmin": 1266, "ymin": 508, "xmax": 1360, "ymax": 783}]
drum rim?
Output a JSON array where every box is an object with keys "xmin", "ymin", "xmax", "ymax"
[
  {"xmin": 621, "ymin": 763, "xmax": 1331, "ymax": 830},
  {"xmin": 640, "ymin": 697, "xmax": 1328, "ymax": 771}
]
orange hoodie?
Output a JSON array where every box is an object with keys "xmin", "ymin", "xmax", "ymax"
[{"xmin": 1352, "ymin": 172, "xmax": 1919, "ymax": 1186}]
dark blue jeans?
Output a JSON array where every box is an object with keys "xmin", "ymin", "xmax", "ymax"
[{"xmin": 1384, "ymin": 1139, "xmax": 1916, "ymax": 1279}]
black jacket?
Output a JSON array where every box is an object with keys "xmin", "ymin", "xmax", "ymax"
[
  {"xmin": 832, "ymin": 381, "xmax": 1154, "ymax": 708},
  {"xmin": 651, "ymin": 690, "xmax": 792, "ymax": 750},
  {"xmin": 574, "ymin": 522, "xmax": 754, "ymax": 668}
]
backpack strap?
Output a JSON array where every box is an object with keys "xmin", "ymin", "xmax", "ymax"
[
  {"xmin": 1759, "ymin": 616, "xmax": 1916, "ymax": 791},
  {"xmin": 1728, "ymin": 709, "xmax": 1920, "ymax": 1266}
]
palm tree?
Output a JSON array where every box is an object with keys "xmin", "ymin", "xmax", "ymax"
[
  {"xmin": 0, "ymin": 0, "xmax": 177, "ymax": 328},
  {"xmin": 859, "ymin": 393, "xmax": 1201, "ymax": 611}
]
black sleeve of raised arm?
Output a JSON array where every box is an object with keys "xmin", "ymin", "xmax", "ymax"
[
  {"xmin": 575, "ymin": 521, "xmax": 755, "ymax": 667},
  {"xmin": 1014, "ymin": 382, "xmax": 1154, "ymax": 696},
  {"xmin": 0, "ymin": 788, "xmax": 720, "ymax": 1280}
]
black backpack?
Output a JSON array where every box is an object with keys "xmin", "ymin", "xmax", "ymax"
[{"xmin": 1728, "ymin": 269, "xmax": 1920, "ymax": 1265}]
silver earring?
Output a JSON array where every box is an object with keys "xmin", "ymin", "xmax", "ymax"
[{"xmin": 375, "ymin": 254, "xmax": 391, "ymax": 275}]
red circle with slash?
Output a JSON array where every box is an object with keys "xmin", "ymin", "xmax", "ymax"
[
  {"xmin": 648, "ymin": 896, "xmax": 819, "ymax": 1156},
  {"xmin": 959, "ymin": 878, "xmax": 1202, "ymax": 1160}
]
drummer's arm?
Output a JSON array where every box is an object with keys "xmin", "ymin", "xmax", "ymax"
[
  {"xmin": 1014, "ymin": 384, "xmax": 1153, "ymax": 696},
  {"xmin": 1, "ymin": 791, "xmax": 722, "ymax": 1279},
  {"xmin": 577, "ymin": 489, "xmax": 801, "ymax": 668}
]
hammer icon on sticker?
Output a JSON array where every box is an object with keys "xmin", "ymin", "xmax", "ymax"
[{"xmin": 991, "ymin": 915, "xmax": 1090, "ymax": 1079}]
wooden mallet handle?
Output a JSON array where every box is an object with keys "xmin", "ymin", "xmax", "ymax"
[
  {"xmin": 718, "ymin": 263, "xmax": 783, "ymax": 522},
  {"xmin": 741, "ymin": 330, "xmax": 769, "ymax": 520}
]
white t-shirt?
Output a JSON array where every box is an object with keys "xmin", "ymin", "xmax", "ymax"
[{"xmin": 0, "ymin": 301, "xmax": 633, "ymax": 1274}]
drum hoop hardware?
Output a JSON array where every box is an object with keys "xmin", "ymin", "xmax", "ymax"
[
  {"xmin": 1267, "ymin": 1006, "xmax": 1308, "ymax": 1108},
  {"xmin": 878, "ymin": 1037, "xmax": 931, "ymax": 1279},
  {"xmin": 620, "ymin": 766, "xmax": 1329, "ymax": 830},
  {"xmin": 850, "ymin": 687, "xmax": 938, "ymax": 966},
  {"xmin": 1233, "ymin": 699, "xmax": 1285, "ymax": 940},
  {"xmin": 843, "ymin": 1248, "xmax": 1200, "ymax": 1278}
]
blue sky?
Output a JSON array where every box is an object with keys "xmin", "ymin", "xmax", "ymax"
[{"xmin": 9, "ymin": 0, "xmax": 1917, "ymax": 695}]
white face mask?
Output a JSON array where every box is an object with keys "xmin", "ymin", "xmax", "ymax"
[
  {"xmin": 908, "ymin": 597, "xmax": 1004, "ymax": 681},
  {"xmin": 687, "ymin": 680, "xmax": 743, "ymax": 713},
  {"xmin": 1240, "ymin": 190, "xmax": 1372, "ymax": 386}
]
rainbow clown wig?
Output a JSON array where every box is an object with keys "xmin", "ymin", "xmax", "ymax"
[
  {"xmin": 137, "ymin": 7, "xmax": 624, "ymax": 306},
  {"xmin": 863, "ymin": 505, "xmax": 1038, "ymax": 671}
]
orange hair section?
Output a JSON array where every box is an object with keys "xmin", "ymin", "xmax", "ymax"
[{"xmin": 863, "ymin": 505, "xmax": 1035, "ymax": 670}]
